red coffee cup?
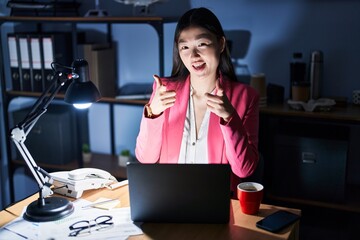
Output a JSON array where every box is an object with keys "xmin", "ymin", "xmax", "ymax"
[{"xmin": 237, "ymin": 182, "xmax": 264, "ymax": 215}]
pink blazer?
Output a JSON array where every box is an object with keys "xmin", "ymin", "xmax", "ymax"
[{"xmin": 135, "ymin": 74, "xmax": 259, "ymax": 190}]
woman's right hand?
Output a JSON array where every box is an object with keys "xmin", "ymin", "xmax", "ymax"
[{"xmin": 149, "ymin": 75, "xmax": 176, "ymax": 115}]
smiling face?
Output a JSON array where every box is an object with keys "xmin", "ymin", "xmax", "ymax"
[{"xmin": 177, "ymin": 26, "xmax": 225, "ymax": 81}]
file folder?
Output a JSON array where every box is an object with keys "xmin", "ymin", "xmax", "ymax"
[
  {"xmin": 41, "ymin": 35, "xmax": 55, "ymax": 90},
  {"xmin": 7, "ymin": 34, "xmax": 21, "ymax": 91},
  {"xmin": 41, "ymin": 33, "xmax": 73, "ymax": 91},
  {"xmin": 29, "ymin": 35, "xmax": 43, "ymax": 92},
  {"xmin": 18, "ymin": 35, "xmax": 32, "ymax": 91}
]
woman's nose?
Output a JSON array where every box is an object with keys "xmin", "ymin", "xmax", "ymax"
[{"xmin": 190, "ymin": 48, "xmax": 200, "ymax": 58}]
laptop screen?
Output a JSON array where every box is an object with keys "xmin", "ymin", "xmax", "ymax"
[{"xmin": 127, "ymin": 163, "xmax": 231, "ymax": 223}]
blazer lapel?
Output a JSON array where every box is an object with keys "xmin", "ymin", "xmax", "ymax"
[
  {"xmin": 208, "ymin": 74, "xmax": 229, "ymax": 164},
  {"xmin": 164, "ymin": 77, "xmax": 190, "ymax": 163}
]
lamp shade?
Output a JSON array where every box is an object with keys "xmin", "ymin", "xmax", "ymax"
[{"xmin": 64, "ymin": 59, "xmax": 101, "ymax": 104}]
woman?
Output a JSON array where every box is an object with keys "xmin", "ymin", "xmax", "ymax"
[{"xmin": 135, "ymin": 7, "xmax": 259, "ymax": 195}]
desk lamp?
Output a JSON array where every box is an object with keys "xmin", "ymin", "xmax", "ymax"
[{"xmin": 10, "ymin": 59, "xmax": 101, "ymax": 222}]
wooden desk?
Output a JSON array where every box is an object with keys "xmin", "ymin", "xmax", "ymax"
[{"xmin": 1, "ymin": 186, "xmax": 301, "ymax": 240}]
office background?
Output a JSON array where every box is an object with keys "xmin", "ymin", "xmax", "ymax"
[{"xmin": 1, "ymin": 0, "xmax": 360, "ymax": 209}]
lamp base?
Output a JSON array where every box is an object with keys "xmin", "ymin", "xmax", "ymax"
[{"xmin": 24, "ymin": 197, "xmax": 74, "ymax": 222}]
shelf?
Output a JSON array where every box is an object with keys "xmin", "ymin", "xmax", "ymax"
[
  {"xmin": 12, "ymin": 159, "xmax": 79, "ymax": 171},
  {"xmin": 7, "ymin": 90, "xmax": 148, "ymax": 105},
  {"xmin": 260, "ymin": 103, "xmax": 360, "ymax": 123},
  {"xmin": 0, "ymin": 16, "xmax": 178, "ymax": 24},
  {"xmin": 99, "ymin": 97, "xmax": 148, "ymax": 105}
]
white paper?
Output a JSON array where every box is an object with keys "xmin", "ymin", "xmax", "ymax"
[
  {"xmin": 0, "ymin": 199, "xmax": 143, "ymax": 240},
  {"xmin": 1, "ymin": 217, "xmax": 40, "ymax": 240}
]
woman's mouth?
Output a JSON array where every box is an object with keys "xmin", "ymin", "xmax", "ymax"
[{"xmin": 192, "ymin": 62, "xmax": 206, "ymax": 71}]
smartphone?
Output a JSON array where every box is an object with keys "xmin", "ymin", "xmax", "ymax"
[{"xmin": 256, "ymin": 210, "xmax": 300, "ymax": 233}]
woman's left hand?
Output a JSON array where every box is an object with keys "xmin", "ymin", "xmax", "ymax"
[{"xmin": 205, "ymin": 80, "xmax": 235, "ymax": 122}]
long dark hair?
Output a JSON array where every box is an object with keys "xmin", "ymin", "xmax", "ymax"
[{"xmin": 171, "ymin": 7, "xmax": 237, "ymax": 82}]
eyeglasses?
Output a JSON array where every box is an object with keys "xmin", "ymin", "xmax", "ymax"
[{"xmin": 68, "ymin": 215, "xmax": 114, "ymax": 237}]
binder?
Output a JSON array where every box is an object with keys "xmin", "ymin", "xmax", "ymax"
[
  {"xmin": 18, "ymin": 34, "xmax": 32, "ymax": 91},
  {"xmin": 7, "ymin": 34, "xmax": 21, "ymax": 91},
  {"xmin": 78, "ymin": 43, "xmax": 116, "ymax": 98},
  {"xmin": 29, "ymin": 35, "xmax": 43, "ymax": 92},
  {"xmin": 41, "ymin": 35, "xmax": 56, "ymax": 90},
  {"xmin": 41, "ymin": 33, "xmax": 73, "ymax": 91}
]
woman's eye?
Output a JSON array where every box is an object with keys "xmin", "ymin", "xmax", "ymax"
[
  {"xmin": 198, "ymin": 42, "xmax": 210, "ymax": 47},
  {"xmin": 179, "ymin": 45, "xmax": 188, "ymax": 50}
]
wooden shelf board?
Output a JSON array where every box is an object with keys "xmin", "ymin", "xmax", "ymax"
[
  {"xmin": 12, "ymin": 159, "xmax": 79, "ymax": 171},
  {"xmin": 0, "ymin": 16, "xmax": 177, "ymax": 24},
  {"xmin": 260, "ymin": 104, "xmax": 360, "ymax": 123},
  {"xmin": 7, "ymin": 91, "xmax": 147, "ymax": 105}
]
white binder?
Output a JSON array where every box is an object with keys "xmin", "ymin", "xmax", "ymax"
[
  {"xmin": 29, "ymin": 36, "xmax": 43, "ymax": 92},
  {"xmin": 18, "ymin": 35, "xmax": 32, "ymax": 91},
  {"xmin": 7, "ymin": 35, "xmax": 20, "ymax": 91}
]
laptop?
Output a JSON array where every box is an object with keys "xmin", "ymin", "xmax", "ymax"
[{"xmin": 126, "ymin": 162, "xmax": 231, "ymax": 223}]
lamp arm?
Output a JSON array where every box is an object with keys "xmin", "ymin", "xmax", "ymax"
[
  {"xmin": 10, "ymin": 71, "xmax": 71, "ymax": 199},
  {"xmin": 18, "ymin": 71, "xmax": 69, "ymax": 130},
  {"xmin": 12, "ymin": 131, "xmax": 53, "ymax": 198}
]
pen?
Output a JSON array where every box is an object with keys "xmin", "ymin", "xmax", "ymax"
[{"xmin": 82, "ymin": 199, "xmax": 119, "ymax": 209}]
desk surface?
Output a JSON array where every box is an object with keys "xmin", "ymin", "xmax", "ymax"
[{"xmin": 1, "ymin": 185, "xmax": 301, "ymax": 240}]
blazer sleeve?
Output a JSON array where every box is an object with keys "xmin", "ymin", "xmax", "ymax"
[
  {"xmin": 220, "ymin": 85, "xmax": 260, "ymax": 178},
  {"xmin": 135, "ymin": 112, "xmax": 164, "ymax": 163},
  {"xmin": 135, "ymin": 81, "xmax": 164, "ymax": 163}
]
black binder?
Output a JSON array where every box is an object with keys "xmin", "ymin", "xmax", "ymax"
[
  {"xmin": 7, "ymin": 34, "xmax": 21, "ymax": 91},
  {"xmin": 17, "ymin": 34, "xmax": 32, "ymax": 91},
  {"xmin": 29, "ymin": 34, "xmax": 43, "ymax": 92},
  {"xmin": 41, "ymin": 33, "xmax": 73, "ymax": 91}
]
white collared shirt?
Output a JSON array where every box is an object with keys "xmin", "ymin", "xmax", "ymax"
[{"xmin": 178, "ymin": 87, "xmax": 210, "ymax": 164}]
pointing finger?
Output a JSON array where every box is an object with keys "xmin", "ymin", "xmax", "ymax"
[{"xmin": 216, "ymin": 80, "xmax": 223, "ymax": 96}]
